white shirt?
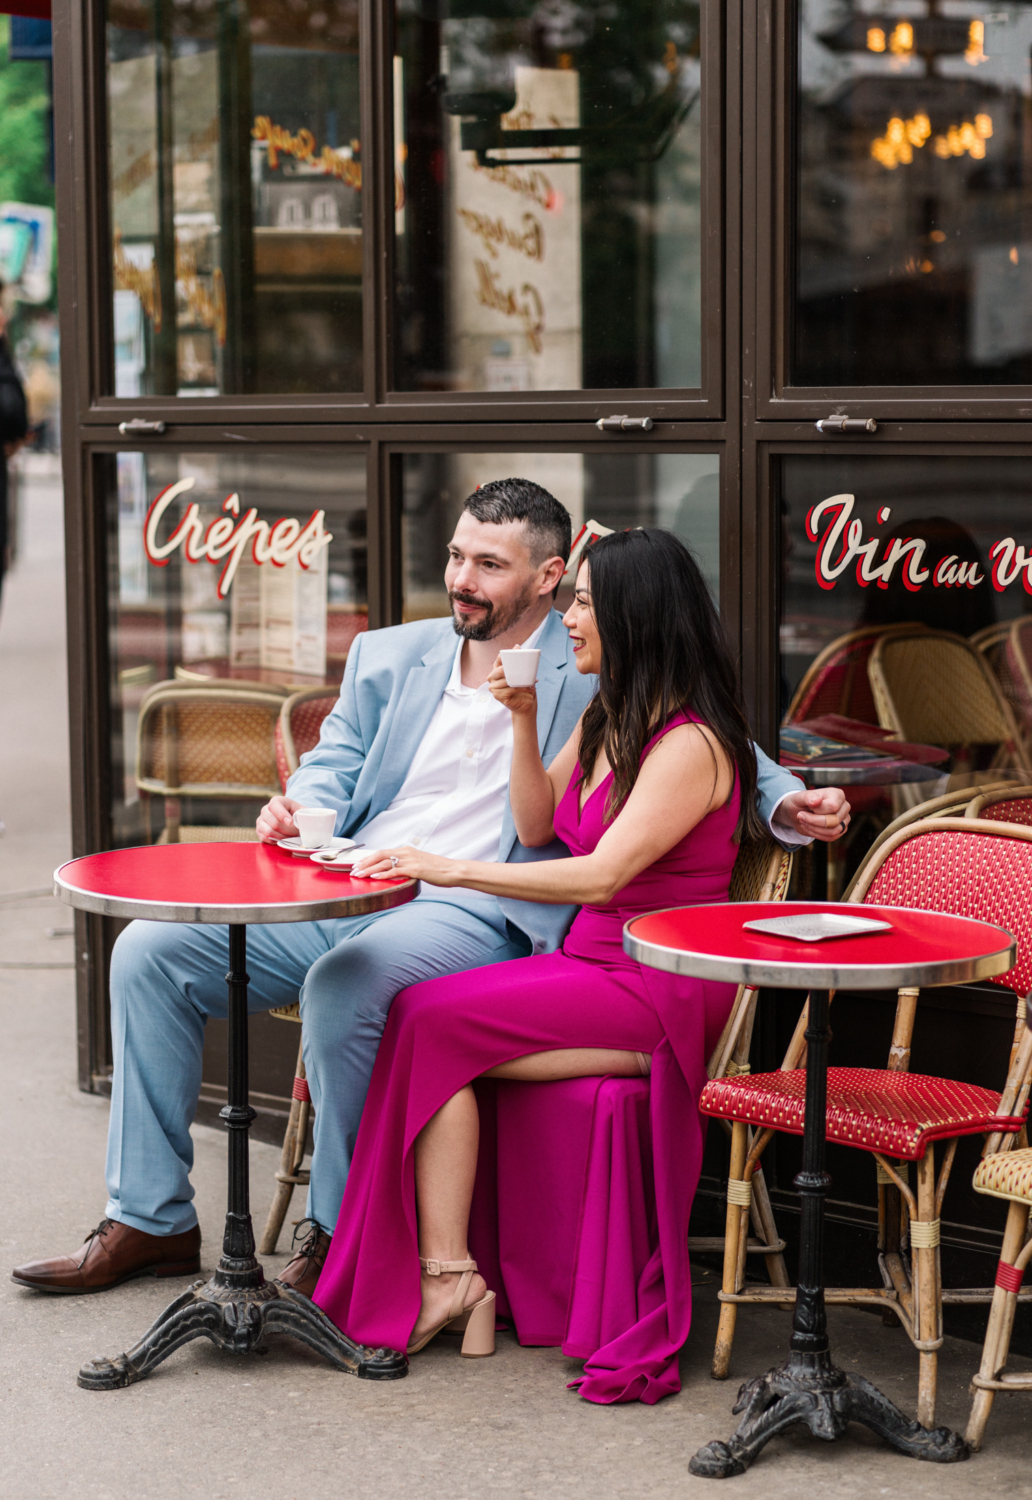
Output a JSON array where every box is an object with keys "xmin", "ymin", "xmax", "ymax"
[{"xmin": 356, "ymin": 621, "xmax": 547, "ymax": 903}]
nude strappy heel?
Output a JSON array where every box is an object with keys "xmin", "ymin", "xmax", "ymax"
[{"xmin": 407, "ymin": 1257, "xmax": 496, "ymax": 1358}]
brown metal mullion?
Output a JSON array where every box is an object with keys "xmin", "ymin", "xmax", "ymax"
[
  {"xmin": 360, "ymin": 0, "xmax": 387, "ymax": 407},
  {"xmin": 700, "ymin": 0, "xmax": 728, "ymax": 416},
  {"xmin": 366, "ymin": 437, "xmax": 403, "ymax": 629},
  {"xmin": 722, "ymin": 0, "xmax": 744, "ymax": 667}
]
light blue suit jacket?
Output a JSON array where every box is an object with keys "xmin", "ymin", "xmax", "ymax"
[{"xmin": 287, "ymin": 609, "xmax": 802, "ymax": 955}]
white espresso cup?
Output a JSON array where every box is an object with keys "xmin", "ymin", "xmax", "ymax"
[
  {"xmin": 294, "ymin": 807, "xmax": 337, "ymax": 848},
  {"xmin": 499, "ymin": 647, "xmax": 541, "ymax": 688}
]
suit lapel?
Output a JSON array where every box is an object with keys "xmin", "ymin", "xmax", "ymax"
[
  {"xmin": 533, "ymin": 608, "xmax": 570, "ymax": 759},
  {"xmin": 371, "ymin": 634, "xmax": 457, "ymax": 815}
]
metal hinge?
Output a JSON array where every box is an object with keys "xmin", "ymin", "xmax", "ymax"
[
  {"xmin": 814, "ymin": 416, "xmax": 878, "ymax": 434},
  {"xmin": 596, "ymin": 415, "xmax": 654, "ymax": 432},
  {"xmin": 117, "ymin": 418, "xmax": 167, "ymax": 436}
]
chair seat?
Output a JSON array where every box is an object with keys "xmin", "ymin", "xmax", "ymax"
[
  {"xmin": 699, "ymin": 1068, "xmax": 1026, "ymax": 1161},
  {"xmin": 973, "ymin": 1147, "xmax": 1032, "ymax": 1204}
]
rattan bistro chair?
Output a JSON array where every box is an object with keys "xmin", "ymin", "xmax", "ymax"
[
  {"xmin": 839, "ymin": 781, "xmax": 1016, "ymax": 899},
  {"xmin": 701, "ymin": 818, "xmax": 1032, "ymax": 1428},
  {"xmin": 135, "ymin": 681, "xmax": 284, "ymax": 843},
  {"xmin": 784, "ymin": 623, "xmax": 927, "ymax": 726},
  {"xmin": 273, "ymin": 686, "xmax": 339, "ymax": 793},
  {"xmin": 869, "ymin": 628, "xmax": 1032, "ymax": 778},
  {"xmin": 964, "ymin": 785, "xmax": 1032, "ymax": 827},
  {"xmin": 965, "ymin": 1141, "xmax": 1032, "ymax": 1448},
  {"xmin": 971, "ymin": 623, "xmax": 1032, "ymax": 742},
  {"xmin": 258, "ymin": 687, "xmax": 341, "ymax": 1255},
  {"xmin": 686, "ymin": 838, "xmax": 794, "ymax": 1291}
]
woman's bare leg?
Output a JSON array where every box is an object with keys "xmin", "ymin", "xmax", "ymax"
[
  {"xmin": 484, "ymin": 1048, "xmax": 647, "ymax": 1081},
  {"xmin": 411, "ymin": 1084, "xmax": 487, "ymax": 1345},
  {"xmin": 410, "ymin": 1050, "xmax": 648, "ymax": 1345}
]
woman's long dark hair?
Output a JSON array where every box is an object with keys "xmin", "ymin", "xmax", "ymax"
[{"xmin": 577, "ymin": 528, "xmax": 763, "ymax": 842}]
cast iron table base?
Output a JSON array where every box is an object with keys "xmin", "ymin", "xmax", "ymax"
[
  {"xmin": 77, "ymin": 925, "xmax": 407, "ymax": 1390},
  {"xmin": 689, "ymin": 1353, "xmax": 968, "ymax": 1477},
  {"xmin": 689, "ymin": 988, "xmax": 969, "ymax": 1476}
]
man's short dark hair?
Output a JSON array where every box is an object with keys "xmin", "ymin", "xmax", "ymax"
[{"xmin": 462, "ymin": 478, "xmax": 572, "ymax": 568}]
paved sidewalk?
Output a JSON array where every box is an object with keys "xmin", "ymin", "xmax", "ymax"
[{"xmin": 2, "ymin": 460, "xmax": 1031, "ymax": 1500}]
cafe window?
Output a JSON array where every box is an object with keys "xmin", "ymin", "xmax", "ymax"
[
  {"xmin": 779, "ymin": 453, "xmax": 1032, "ymax": 876},
  {"xmin": 106, "ymin": 0, "xmax": 362, "ymax": 396},
  {"xmin": 401, "ymin": 452, "xmax": 720, "ymax": 619},
  {"xmin": 106, "ymin": 447, "xmax": 367, "ymax": 846},
  {"xmin": 795, "ymin": 0, "xmax": 1032, "ymax": 386},
  {"xmin": 392, "ymin": 0, "xmax": 704, "ymax": 395}
]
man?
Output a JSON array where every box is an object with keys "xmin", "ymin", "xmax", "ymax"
[{"xmin": 13, "ymin": 479, "xmax": 849, "ymax": 1295}]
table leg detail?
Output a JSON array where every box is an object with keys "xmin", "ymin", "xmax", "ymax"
[
  {"xmin": 688, "ymin": 1354, "xmax": 969, "ymax": 1477},
  {"xmin": 77, "ymin": 1282, "xmax": 407, "ymax": 1389},
  {"xmin": 77, "ymin": 924, "xmax": 407, "ymax": 1389},
  {"xmin": 691, "ymin": 991, "xmax": 969, "ymax": 1475}
]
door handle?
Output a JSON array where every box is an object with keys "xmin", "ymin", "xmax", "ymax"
[
  {"xmin": 814, "ymin": 416, "xmax": 878, "ymax": 434},
  {"xmin": 118, "ymin": 419, "xmax": 167, "ymax": 436},
  {"xmin": 595, "ymin": 415, "xmax": 654, "ymax": 432}
]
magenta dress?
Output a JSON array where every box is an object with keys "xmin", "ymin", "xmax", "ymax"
[{"xmin": 314, "ymin": 712, "xmax": 740, "ymax": 1402}]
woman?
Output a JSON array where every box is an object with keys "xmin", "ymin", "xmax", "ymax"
[{"xmin": 313, "ymin": 528, "xmax": 765, "ymax": 1401}]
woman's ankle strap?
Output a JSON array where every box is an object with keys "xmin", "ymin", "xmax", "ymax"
[{"xmin": 420, "ymin": 1257, "xmax": 476, "ymax": 1276}]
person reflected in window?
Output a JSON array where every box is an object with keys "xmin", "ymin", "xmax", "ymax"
[
  {"xmin": 0, "ymin": 284, "xmax": 29, "ymax": 610},
  {"xmin": 857, "ymin": 516, "xmax": 995, "ymax": 640}
]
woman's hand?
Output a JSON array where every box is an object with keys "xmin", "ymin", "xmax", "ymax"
[
  {"xmin": 351, "ymin": 846, "xmax": 464, "ymax": 885},
  {"xmin": 487, "ymin": 656, "xmax": 537, "ymax": 719}
]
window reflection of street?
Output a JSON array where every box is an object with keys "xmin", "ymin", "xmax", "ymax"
[{"xmin": 796, "ymin": 0, "xmax": 1032, "ymax": 384}]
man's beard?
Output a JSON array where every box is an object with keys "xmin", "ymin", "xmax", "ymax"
[{"xmin": 450, "ymin": 580, "xmax": 538, "ymax": 641}]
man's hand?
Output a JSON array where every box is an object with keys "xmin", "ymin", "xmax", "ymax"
[
  {"xmin": 774, "ymin": 788, "xmax": 851, "ymax": 844},
  {"xmin": 256, "ymin": 795, "xmax": 303, "ymax": 843}
]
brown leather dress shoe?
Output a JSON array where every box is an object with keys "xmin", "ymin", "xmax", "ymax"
[
  {"xmin": 275, "ymin": 1219, "xmax": 332, "ymax": 1299},
  {"xmin": 11, "ymin": 1218, "xmax": 201, "ymax": 1293}
]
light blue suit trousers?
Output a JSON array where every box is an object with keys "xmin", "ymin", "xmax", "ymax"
[{"xmin": 106, "ymin": 895, "xmax": 529, "ymax": 1236}]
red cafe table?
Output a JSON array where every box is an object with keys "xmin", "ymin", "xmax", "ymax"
[
  {"xmin": 624, "ymin": 900, "xmax": 1016, "ymax": 1476},
  {"xmin": 54, "ymin": 841, "xmax": 415, "ymax": 1390}
]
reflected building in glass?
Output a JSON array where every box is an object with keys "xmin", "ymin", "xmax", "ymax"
[{"xmin": 796, "ymin": 0, "xmax": 1032, "ymax": 384}]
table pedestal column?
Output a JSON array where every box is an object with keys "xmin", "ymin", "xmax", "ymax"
[
  {"xmin": 689, "ymin": 990, "xmax": 969, "ymax": 1477},
  {"xmin": 78, "ymin": 925, "xmax": 406, "ymax": 1390}
]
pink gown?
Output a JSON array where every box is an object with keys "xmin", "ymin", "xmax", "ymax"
[{"xmin": 314, "ymin": 711, "xmax": 740, "ymax": 1402}]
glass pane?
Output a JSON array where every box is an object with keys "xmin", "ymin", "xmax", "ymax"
[
  {"xmin": 107, "ymin": 447, "xmax": 367, "ymax": 846},
  {"xmin": 107, "ymin": 0, "xmax": 362, "ymax": 396},
  {"xmin": 796, "ymin": 0, "xmax": 1032, "ymax": 385},
  {"xmin": 393, "ymin": 1, "xmax": 703, "ymax": 393},
  {"xmin": 780, "ymin": 455, "xmax": 1032, "ymax": 888},
  {"xmin": 402, "ymin": 452, "xmax": 719, "ymax": 618}
]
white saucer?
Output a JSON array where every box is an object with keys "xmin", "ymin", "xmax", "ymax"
[
  {"xmin": 278, "ymin": 835, "xmax": 355, "ymax": 857},
  {"xmin": 309, "ymin": 849, "xmax": 365, "ymax": 871}
]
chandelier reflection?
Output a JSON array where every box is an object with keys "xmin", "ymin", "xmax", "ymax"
[{"xmin": 871, "ymin": 111, "xmax": 992, "ymax": 168}]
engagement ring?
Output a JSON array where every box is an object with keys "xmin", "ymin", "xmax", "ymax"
[{"xmin": 390, "ymin": 855, "xmax": 399, "ymax": 868}]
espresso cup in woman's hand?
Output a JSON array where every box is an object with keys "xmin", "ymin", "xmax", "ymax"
[{"xmin": 488, "ymin": 655, "xmax": 537, "ymax": 716}]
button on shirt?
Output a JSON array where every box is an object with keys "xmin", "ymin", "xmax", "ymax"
[{"xmin": 356, "ymin": 621, "xmax": 546, "ymax": 906}]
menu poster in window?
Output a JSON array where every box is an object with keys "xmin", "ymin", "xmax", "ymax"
[
  {"xmin": 259, "ymin": 549, "xmax": 329, "ymax": 678},
  {"xmin": 449, "ymin": 67, "xmax": 581, "ymax": 392}
]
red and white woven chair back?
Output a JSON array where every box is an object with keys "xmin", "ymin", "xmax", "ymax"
[
  {"xmin": 276, "ymin": 688, "xmax": 338, "ymax": 789},
  {"xmin": 856, "ymin": 819, "xmax": 1032, "ymax": 1000},
  {"xmin": 967, "ymin": 794, "xmax": 1032, "ymax": 828}
]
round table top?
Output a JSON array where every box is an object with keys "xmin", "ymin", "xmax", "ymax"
[
  {"xmin": 787, "ymin": 760, "xmax": 943, "ymax": 788},
  {"xmin": 54, "ymin": 842, "xmax": 416, "ymax": 925},
  {"xmin": 623, "ymin": 901, "xmax": 1016, "ymax": 990}
]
